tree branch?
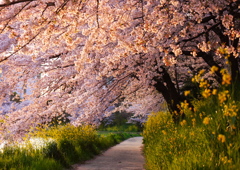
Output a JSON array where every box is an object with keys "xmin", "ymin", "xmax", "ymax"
[
  {"xmin": 177, "ymin": 22, "xmax": 221, "ymax": 45},
  {"xmin": 0, "ymin": 0, "xmax": 35, "ymax": 7},
  {"xmin": 96, "ymin": 0, "xmax": 100, "ymax": 28},
  {"xmin": 0, "ymin": 1, "xmax": 32, "ymax": 34}
]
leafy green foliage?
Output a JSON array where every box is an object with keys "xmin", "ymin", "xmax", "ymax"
[{"xmin": 98, "ymin": 111, "xmax": 143, "ymax": 132}]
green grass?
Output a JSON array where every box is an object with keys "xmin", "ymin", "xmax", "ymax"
[
  {"xmin": 0, "ymin": 124, "xmax": 140, "ymax": 170},
  {"xmin": 97, "ymin": 123, "xmax": 142, "ymax": 132}
]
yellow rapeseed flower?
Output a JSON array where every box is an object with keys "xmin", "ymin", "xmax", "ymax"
[
  {"xmin": 220, "ymin": 156, "xmax": 228, "ymax": 164},
  {"xmin": 199, "ymin": 69, "xmax": 205, "ymax": 75},
  {"xmin": 216, "ymin": 46, "xmax": 227, "ymax": 55},
  {"xmin": 218, "ymin": 90, "xmax": 229, "ymax": 104},
  {"xmin": 199, "ymin": 80, "xmax": 209, "ymax": 88},
  {"xmin": 191, "ymin": 77, "xmax": 195, "ymax": 82},
  {"xmin": 221, "ymin": 69, "xmax": 232, "ymax": 85},
  {"xmin": 202, "ymin": 89, "xmax": 211, "ymax": 98},
  {"xmin": 220, "ymin": 155, "xmax": 232, "ymax": 164},
  {"xmin": 192, "ymin": 118, "xmax": 196, "ymax": 126},
  {"xmin": 223, "ymin": 103, "xmax": 238, "ymax": 117},
  {"xmin": 180, "ymin": 120, "xmax": 187, "ymax": 126},
  {"xmin": 210, "ymin": 65, "xmax": 219, "ymax": 74},
  {"xmin": 222, "ymin": 73, "xmax": 231, "ymax": 85},
  {"xmin": 218, "ymin": 134, "xmax": 226, "ymax": 143},
  {"xmin": 192, "ymin": 75, "xmax": 200, "ymax": 83},
  {"xmin": 181, "ymin": 100, "xmax": 189, "ymax": 110},
  {"xmin": 162, "ymin": 130, "xmax": 167, "ymax": 135},
  {"xmin": 227, "ymin": 159, "xmax": 232, "ymax": 164},
  {"xmin": 212, "ymin": 89, "xmax": 217, "ymax": 95},
  {"xmin": 184, "ymin": 90, "xmax": 191, "ymax": 96},
  {"xmin": 203, "ymin": 117, "xmax": 210, "ymax": 125}
]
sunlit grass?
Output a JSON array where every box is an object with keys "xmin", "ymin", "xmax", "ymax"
[{"xmin": 0, "ymin": 124, "xmax": 139, "ymax": 169}]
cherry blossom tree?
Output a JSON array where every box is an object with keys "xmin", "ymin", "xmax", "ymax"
[{"xmin": 0, "ymin": 0, "xmax": 239, "ymax": 139}]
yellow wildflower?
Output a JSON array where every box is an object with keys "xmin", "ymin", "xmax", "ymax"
[
  {"xmin": 181, "ymin": 100, "xmax": 189, "ymax": 110},
  {"xmin": 192, "ymin": 118, "xmax": 196, "ymax": 126},
  {"xmin": 162, "ymin": 130, "xmax": 167, "ymax": 135},
  {"xmin": 202, "ymin": 89, "xmax": 211, "ymax": 98},
  {"xmin": 220, "ymin": 155, "xmax": 232, "ymax": 164},
  {"xmin": 192, "ymin": 74, "xmax": 201, "ymax": 83},
  {"xmin": 218, "ymin": 134, "xmax": 226, "ymax": 143},
  {"xmin": 222, "ymin": 73, "xmax": 231, "ymax": 85},
  {"xmin": 223, "ymin": 103, "xmax": 238, "ymax": 117},
  {"xmin": 227, "ymin": 159, "xmax": 232, "ymax": 164},
  {"xmin": 199, "ymin": 80, "xmax": 209, "ymax": 88},
  {"xmin": 218, "ymin": 90, "xmax": 229, "ymax": 104},
  {"xmin": 180, "ymin": 120, "xmax": 187, "ymax": 126},
  {"xmin": 221, "ymin": 69, "xmax": 232, "ymax": 85},
  {"xmin": 221, "ymin": 156, "xmax": 227, "ymax": 163},
  {"xmin": 210, "ymin": 66, "xmax": 219, "ymax": 74},
  {"xmin": 191, "ymin": 77, "xmax": 195, "ymax": 82},
  {"xmin": 199, "ymin": 69, "xmax": 205, "ymax": 75},
  {"xmin": 212, "ymin": 89, "xmax": 217, "ymax": 95},
  {"xmin": 216, "ymin": 46, "xmax": 227, "ymax": 55},
  {"xmin": 184, "ymin": 90, "xmax": 191, "ymax": 96},
  {"xmin": 203, "ymin": 117, "xmax": 210, "ymax": 125}
]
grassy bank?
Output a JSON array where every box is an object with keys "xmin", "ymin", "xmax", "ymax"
[
  {"xmin": 0, "ymin": 124, "xmax": 139, "ymax": 170},
  {"xmin": 97, "ymin": 123, "xmax": 142, "ymax": 133},
  {"xmin": 143, "ymin": 88, "xmax": 240, "ymax": 169}
]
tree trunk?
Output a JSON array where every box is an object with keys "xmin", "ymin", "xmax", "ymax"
[
  {"xmin": 198, "ymin": 51, "xmax": 223, "ymax": 84},
  {"xmin": 154, "ymin": 67, "xmax": 186, "ymax": 123},
  {"xmin": 229, "ymin": 38, "xmax": 240, "ymax": 84}
]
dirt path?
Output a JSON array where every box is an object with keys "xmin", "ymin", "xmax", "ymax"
[{"xmin": 71, "ymin": 137, "xmax": 145, "ymax": 170}]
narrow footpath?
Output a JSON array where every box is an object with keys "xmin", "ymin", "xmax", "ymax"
[{"xmin": 71, "ymin": 137, "xmax": 145, "ymax": 170}]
